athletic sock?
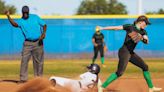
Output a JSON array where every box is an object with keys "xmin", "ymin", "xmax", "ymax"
[
  {"xmin": 102, "ymin": 73, "xmax": 118, "ymax": 88},
  {"xmin": 101, "ymin": 57, "xmax": 105, "ymax": 64},
  {"xmin": 143, "ymin": 71, "xmax": 154, "ymax": 88}
]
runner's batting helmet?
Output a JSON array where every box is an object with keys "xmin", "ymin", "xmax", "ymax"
[{"xmin": 87, "ymin": 64, "xmax": 100, "ymax": 74}]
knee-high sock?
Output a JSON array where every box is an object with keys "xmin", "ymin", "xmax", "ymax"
[
  {"xmin": 143, "ymin": 71, "xmax": 154, "ymax": 88},
  {"xmin": 101, "ymin": 57, "xmax": 104, "ymax": 64},
  {"xmin": 102, "ymin": 73, "xmax": 118, "ymax": 88}
]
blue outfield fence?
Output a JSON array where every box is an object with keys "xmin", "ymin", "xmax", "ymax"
[{"xmin": 0, "ymin": 15, "xmax": 164, "ymax": 59}]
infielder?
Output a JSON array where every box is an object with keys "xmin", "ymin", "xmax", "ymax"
[
  {"xmin": 92, "ymin": 27, "xmax": 106, "ymax": 67},
  {"xmin": 6, "ymin": 6, "xmax": 47, "ymax": 83},
  {"xmin": 97, "ymin": 15, "xmax": 162, "ymax": 92},
  {"xmin": 49, "ymin": 64, "xmax": 103, "ymax": 92}
]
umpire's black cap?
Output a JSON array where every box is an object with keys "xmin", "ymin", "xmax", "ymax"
[
  {"xmin": 22, "ymin": 6, "xmax": 29, "ymax": 13},
  {"xmin": 136, "ymin": 15, "xmax": 151, "ymax": 25}
]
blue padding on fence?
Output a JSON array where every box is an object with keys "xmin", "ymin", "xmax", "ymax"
[{"xmin": 0, "ymin": 18, "xmax": 164, "ymax": 57}]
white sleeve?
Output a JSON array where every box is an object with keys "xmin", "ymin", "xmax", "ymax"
[
  {"xmin": 97, "ymin": 79, "xmax": 103, "ymax": 92},
  {"xmin": 79, "ymin": 72, "xmax": 87, "ymax": 79}
]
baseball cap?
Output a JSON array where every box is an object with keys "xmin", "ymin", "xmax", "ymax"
[
  {"xmin": 136, "ymin": 15, "xmax": 151, "ymax": 25},
  {"xmin": 22, "ymin": 6, "xmax": 29, "ymax": 13}
]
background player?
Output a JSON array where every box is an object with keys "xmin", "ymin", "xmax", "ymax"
[
  {"xmin": 92, "ymin": 27, "xmax": 107, "ymax": 67},
  {"xmin": 97, "ymin": 15, "xmax": 162, "ymax": 92},
  {"xmin": 49, "ymin": 64, "xmax": 103, "ymax": 92}
]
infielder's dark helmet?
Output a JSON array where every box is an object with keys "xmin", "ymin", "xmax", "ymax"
[{"xmin": 87, "ymin": 64, "xmax": 100, "ymax": 74}]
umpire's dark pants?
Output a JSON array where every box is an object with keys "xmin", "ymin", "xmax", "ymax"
[
  {"xmin": 20, "ymin": 40, "xmax": 44, "ymax": 81},
  {"xmin": 116, "ymin": 45, "xmax": 148, "ymax": 77},
  {"xmin": 93, "ymin": 45, "xmax": 104, "ymax": 60}
]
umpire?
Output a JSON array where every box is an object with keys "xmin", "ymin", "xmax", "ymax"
[
  {"xmin": 6, "ymin": 6, "xmax": 47, "ymax": 83},
  {"xmin": 92, "ymin": 27, "xmax": 105, "ymax": 67}
]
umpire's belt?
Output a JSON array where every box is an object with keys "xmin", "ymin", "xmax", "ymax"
[{"xmin": 25, "ymin": 39, "xmax": 39, "ymax": 42}]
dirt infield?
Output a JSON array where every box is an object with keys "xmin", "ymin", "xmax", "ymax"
[{"xmin": 0, "ymin": 78, "xmax": 163, "ymax": 92}]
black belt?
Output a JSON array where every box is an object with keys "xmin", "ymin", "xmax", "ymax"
[
  {"xmin": 78, "ymin": 81, "xmax": 82, "ymax": 88},
  {"xmin": 25, "ymin": 39, "xmax": 39, "ymax": 42}
]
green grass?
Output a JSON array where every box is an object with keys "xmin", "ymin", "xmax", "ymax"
[{"xmin": 0, "ymin": 59, "xmax": 164, "ymax": 80}]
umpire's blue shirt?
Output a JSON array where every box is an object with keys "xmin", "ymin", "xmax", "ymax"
[{"xmin": 16, "ymin": 14, "xmax": 46, "ymax": 40}]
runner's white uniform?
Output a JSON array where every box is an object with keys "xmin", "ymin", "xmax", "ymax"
[{"xmin": 49, "ymin": 71, "xmax": 102, "ymax": 92}]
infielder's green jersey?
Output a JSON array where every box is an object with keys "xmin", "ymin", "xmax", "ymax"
[
  {"xmin": 123, "ymin": 24, "xmax": 147, "ymax": 54},
  {"xmin": 92, "ymin": 33, "xmax": 104, "ymax": 46}
]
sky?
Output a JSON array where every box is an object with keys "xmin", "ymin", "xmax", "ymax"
[{"xmin": 3, "ymin": 0, "xmax": 164, "ymax": 15}]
